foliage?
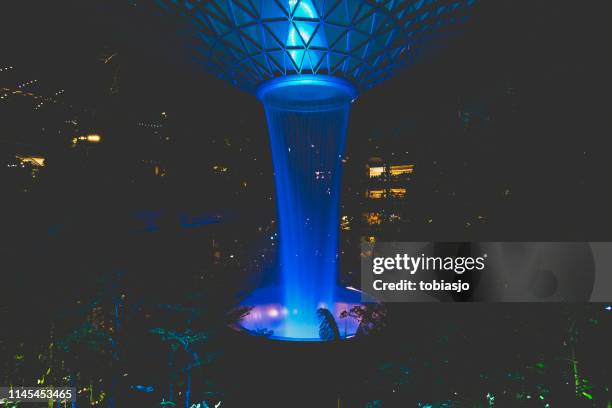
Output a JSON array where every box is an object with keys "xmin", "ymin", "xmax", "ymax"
[
  {"xmin": 339, "ymin": 304, "xmax": 387, "ymax": 337},
  {"xmin": 317, "ymin": 308, "xmax": 341, "ymax": 341},
  {"xmin": 57, "ymin": 322, "xmax": 108, "ymax": 353}
]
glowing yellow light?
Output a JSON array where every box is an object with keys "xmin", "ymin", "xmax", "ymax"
[
  {"xmin": 389, "ymin": 188, "xmax": 406, "ymax": 198},
  {"xmin": 340, "ymin": 215, "xmax": 351, "ymax": 231},
  {"xmin": 389, "ymin": 164, "xmax": 414, "ymax": 176},
  {"xmin": 86, "ymin": 134, "xmax": 102, "ymax": 143},
  {"xmin": 16, "ymin": 155, "xmax": 45, "ymax": 167},
  {"xmin": 367, "ymin": 189, "xmax": 385, "ymax": 199},
  {"xmin": 364, "ymin": 212, "xmax": 382, "ymax": 225},
  {"xmin": 368, "ymin": 166, "xmax": 384, "ymax": 178}
]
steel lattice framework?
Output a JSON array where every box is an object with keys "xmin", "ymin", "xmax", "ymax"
[{"xmin": 156, "ymin": 0, "xmax": 475, "ymax": 93}]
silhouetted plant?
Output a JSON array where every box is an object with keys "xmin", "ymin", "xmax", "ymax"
[
  {"xmin": 339, "ymin": 304, "xmax": 387, "ymax": 337},
  {"xmin": 317, "ymin": 308, "xmax": 341, "ymax": 341}
]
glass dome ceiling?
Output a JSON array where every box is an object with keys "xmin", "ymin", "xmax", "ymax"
[{"xmin": 155, "ymin": 0, "xmax": 475, "ymax": 93}]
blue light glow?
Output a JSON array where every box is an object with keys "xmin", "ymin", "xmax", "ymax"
[
  {"xmin": 257, "ymin": 75, "xmax": 356, "ymax": 339},
  {"xmin": 152, "ymin": 0, "xmax": 477, "ymax": 341},
  {"xmin": 155, "ymin": 0, "xmax": 476, "ymax": 93},
  {"xmin": 286, "ymin": 0, "xmax": 327, "ymax": 71}
]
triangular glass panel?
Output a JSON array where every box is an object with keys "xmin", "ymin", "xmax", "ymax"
[
  {"xmin": 325, "ymin": 1, "xmax": 349, "ymax": 26},
  {"xmin": 306, "ymin": 49, "xmax": 326, "ymax": 71},
  {"xmin": 346, "ymin": 56, "xmax": 363, "ymax": 74},
  {"xmin": 292, "ymin": 0, "xmax": 320, "ymax": 19},
  {"xmin": 286, "ymin": 48, "xmax": 305, "ymax": 71},
  {"xmin": 355, "ymin": 15, "xmax": 374, "ymax": 35},
  {"xmin": 353, "ymin": 2, "xmax": 374, "ymax": 22},
  {"xmin": 215, "ymin": 1, "xmax": 232, "ymax": 21},
  {"xmin": 240, "ymin": 23, "xmax": 261, "ymax": 43},
  {"xmin": 266, "ymin": 21, "xmax": 290, "ymax": 45},
  {"xmin": 308, "ymin": 24, "xmax": 328, "ymax": 48},
  {"xmin": 231, "ymin": 0, "xmax": 257, "ymax": 17},
  {"xmin": 294, "ymin": 21, "xmax": 319, "ymax": 46},
  {"xmin": 267, "ymin": 50, "xmax": 287, "ymax": 73},
  {"xmin": 312, "ymin": 0, "xmax": 326, "ymax": 18},
  {"xmin": 347, "ymin": 29, "xmax": 369, "ymax": 51},
  {"xmin": 253, "ymin": 53, "xmax": 272, "ymax": 74},
  {"xmin": 229, "ymin": 1, "xmax": 256, "ymax": 26},
  {"xmin": 203, "ymin": 2, "xmax": 228, "ymax": 24},
  {"xmin": 261, "ymin": 0, "xmax": 288, "ymax": 19},
  {"xmin": 328, "ymin": 52, "xmax": 347, "ymax": 72},
  {"xmin": 223, "ymin": 30, "xmax": 246, "ymax": 52},
  {"xmin": 347, "ymin": 1, "xmax": 362, "ymax": 23},
  {"xmin": 351, "ymin": 43, "xmax": 368, "ymax": 59},
  {"xmin": 323, "ymin": 24, "xmax": 347, "ymax": 48},
  {"xmin": 239, "ymin": 37, "xmax": 260, "ymax": 56},
  {"xmin": 247, "ymin": 0, "xmax": 262, "ymax": 17},
  {"xmin": 263, "ymin": 25, "xmax": 284, "ymax": 50},
  {"xmin": 207, "ymin": 14, "xmax": 232, "ymax": 36}
]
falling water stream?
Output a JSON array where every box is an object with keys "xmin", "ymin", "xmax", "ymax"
[{"xmin": 264, "ymin": 97, "xmax": 350, "ymax": 339}]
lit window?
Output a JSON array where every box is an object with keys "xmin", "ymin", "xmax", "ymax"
[
  {"xmin": 364, "ymin": 212, "xmax": 382, "ymax": 225},
  {"xmin": 368, "ymin": 166, "xmax": 384, "ymax": 178},
  {"xmin": 86, "ymin": 134, "xmax": 102, "ymax": 143},
  {"xmin": 15, "ymin": 156, "xmax": 45, "ymax": 167},
  {"xmin": 154, "ymin": 165, "xmax": 166, "ymax": 177},
  {"xmin": 340, "ymin": 215, "xmax": 351, "ymax": 231},
  {"xmin": 367, "ymin": 190, "xmax": 385, "ymax": 199},
  {"xmin": 72, "ymin": 134, "xmax": 102, "ymax": 146},
  {"xmin": 213, "ymin": 165, "xmax": 229, "ymax": 174},
  {"xmin": 389, "ymin": 164, "xmax": 414, "ymax": 176},
  {"xmin": 389, "ymin": 188, "xmax": 406, "ymax": 199}
]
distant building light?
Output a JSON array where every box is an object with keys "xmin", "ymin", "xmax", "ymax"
[
  {"xmin": 366, "ymin": 189, "xmax": 385, "ymax": 199},
  {"xmin": 364, "ymin": 212, "xmax": 382, "ymax": 225},
  {"xmin": 389, "ymin": 164, "xmax": 414, "ymax": 176},
  {"xmin": 72, "ymin": 134, "xmax": 102, "ymax": 146},
  {"xmin": 389, "ymin": 188, "xmax": 406, "ymax": 199},
  {"xmin": 16, "ymin": 155, "xmax": 45, "ymax": 167},
  {"xmin": 368, "ymin": 166, "xmax": 384, "ymax": 178},
  {"xmin": 154, "ymin": 165, "xmax": 166, "ymax": 177},
  {"xmin": 340, "ymin": 215, "xmax": 351, "ymax": 231},
  {"xmin": 389, "ymin": 213, "xmax": 402, "ymax": 223},
  {"xmin": 86, "ymin": 134, "xmax": 102, "ymax": 143},
  {"xmin": 213, "ymin": 165, "xmax": 229, "ymax": 173}
]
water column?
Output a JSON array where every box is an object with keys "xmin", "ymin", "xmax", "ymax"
[{"xmin": 257, "ymin": 76, "xmax": 357, "ymax": 339}]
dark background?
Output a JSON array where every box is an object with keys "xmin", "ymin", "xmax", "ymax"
[
  {"xmin": 1, "ymin": 1, "xmax": 611, "ymax": 407},
  {"xmin": 2, "ymin": 0, "xmax": 612, "ymax": 240}
]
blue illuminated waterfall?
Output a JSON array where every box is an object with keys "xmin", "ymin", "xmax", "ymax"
[
  {"xmin": 258, "ymin": 76, "xmax": 356, "ymax": 339},
  {"xmin": 151, "ymin": 0, "xmax": 477, "ymax": 340}
]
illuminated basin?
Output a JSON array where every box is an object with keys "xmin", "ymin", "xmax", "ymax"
[{"xmin": 238, "ymin": 285, "xmax": 370, "ymax": 341}]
